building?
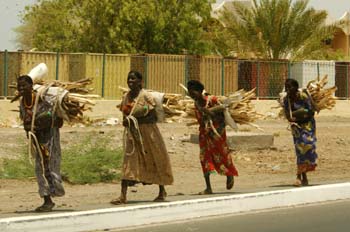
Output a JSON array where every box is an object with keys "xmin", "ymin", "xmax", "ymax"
[
  {"xmin": 211, "ymin": 0, "xmax": 252, "ymax": 19},
  {"xmin": 331, "ymin": 11, "xmax": 350, "ymax": 58},
  {"xmin": 212, "ymin": 1, "xmax": 350, "ymax": 59}
]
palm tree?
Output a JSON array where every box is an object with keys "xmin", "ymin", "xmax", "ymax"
[{"xmin": 219, "ymin": 0, "xmax": 337, "ymax": 60}]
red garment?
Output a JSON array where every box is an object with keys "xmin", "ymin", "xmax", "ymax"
[
  {"xmin": 121, "ymin": 102, "xmax": 133, "ymax": 115},
  {"xmin": 195, "ymin": 96, "xmax": 238, "ymax": 176}
]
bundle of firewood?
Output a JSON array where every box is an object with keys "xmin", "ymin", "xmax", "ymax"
[
  {"xmin": 278, "ymin": 75, "xmax": 337, "ymax": 118},
  {"xmin": 34, "ymin": 78, "xmax": 95, "ymax": 95},
  {"xmin": 11, "ymin": 78, "xmax": 99, "ymax": 124},
  {"xmin": 163, "ymin": 94, "xmax": 195, "ymax": 119},
  {"xmin": 118, "ymin": 86, "xmax": 191, "ymax": 120},
  {"xmin": 119, "ymin": 86, "xmax": 262, "ymax": 126},
  {"xmin": 164, "ymin": 88, "xmax": 262, "ymax": 124},
  {"xmin": 36, "ymin": 78, "xmax": 99, "ymax": 123},
  {"xmin": 305, "ymin": 75, "xmax": 337, "ymax": 112},
  {"xmin": 221, "ymin": 88, "xmax": 262, "ymax": 125}
]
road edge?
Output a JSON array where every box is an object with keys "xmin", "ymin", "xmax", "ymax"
[{"xmin": 1, "ymin": 182, "xmax": 350, "ymax": 232}]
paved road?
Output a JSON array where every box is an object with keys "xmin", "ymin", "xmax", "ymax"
[{"xmin": 115, "ymin": 200, "xmax": 350, "ymax": 232}]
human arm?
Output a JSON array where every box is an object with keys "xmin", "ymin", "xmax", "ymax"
[
  {"xmin": 120, "ymin": 92, "xmax": 147, "ymax": 126},
  {"xmin": 197, "ymin": 105, "xmax": 225, "ymax": 117},
  {"xmin": 34, "ymin": 110, "xmax": 54, "ymax": 130},
  {"xmin": 130, "ymin": 91, "xmax": 155, "ymax": 118},
  {"xmin": 122, "ymin": 91, "xmax": 156, "ymax": 126},
  {"xmin": 284, "ymin": 92, "xmax": 315, "ymax": 123},
  {"xmin": 132, "ymin": 104, "xmax": 150, "ymax": 117},
  {"xmin": 34, "ymin": 99, "xmax": 63, "ymax": 129},
  {"xmin": 197, "ymin": 96, "xmax": 226, "ymax": 117},
  {"xmin": 292, "ymin": 92, "xmax": 315, "ymax": 122},
  {"xmin": 283, "ymin": 97, "xmax": 296, "ymax": 122},
  {"xmin": 292, "ymin": 107, "xmax": 314, "ymax": 120}
]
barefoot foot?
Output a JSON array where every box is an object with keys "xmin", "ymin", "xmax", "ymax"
[
  {"xmin": 198, "ymin": 189, "xmax": 213, "ymax": 195},
  {"xmin": 35, "ymin": 202, "xmax": 55, "ymax": 212},
  {"xmin": 110, "ymin": 196, "xmax": 127, "ymax": 205},
  {"xmin": 293, "ymin": 179, "xmax": 302, "ymax": 187},
  {"xmin": 226, "ymin": 176, "xmax": 234, "ymax": 190},
  {"xmin": 153, "ymin": 191, "xmax": 167, "ymax": 202}
]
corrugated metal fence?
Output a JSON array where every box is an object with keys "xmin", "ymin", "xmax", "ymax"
[{"xmin": 1, "ymin": 51, "xmax": 349, "ymax": 99}]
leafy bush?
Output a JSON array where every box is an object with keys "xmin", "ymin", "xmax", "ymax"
[
  {"xmin": 0, "ymin": 135, "xmax": 123, "ymax": 184},
  {"xmin": 61, "ymin": 139, "xmax": 123, "ymax": 184},
  {"xmin": 0, "ymin": 154, "xmax": 34, "ymax": 179}
]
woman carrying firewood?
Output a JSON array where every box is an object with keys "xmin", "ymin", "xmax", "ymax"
[
  {"xmin": 110, "ymin": 71, "xmax": 173, "ymax": 205},
  {"xmin": 17, "ymin": 75, "xmax": 65, "ymax": 212},
  {"xmin": 283, "ymin": 78, "xmax": 318, "ymax": 187},
  {"xmin": 187, "ymin": 80, "xmax": 238, "ymax": 195}
]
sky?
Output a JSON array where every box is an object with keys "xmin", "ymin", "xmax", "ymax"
[{"xmin": 0, "ymin": 0, "xmax": 349, "ymax": 51}]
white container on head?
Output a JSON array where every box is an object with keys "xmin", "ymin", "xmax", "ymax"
[{"xmin": 27, "ymin": 63, "xmax": 48, "ymax": 82}]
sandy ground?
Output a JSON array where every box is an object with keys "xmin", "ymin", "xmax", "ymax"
[{"xmin": 0, "ymin": 100, "xmax": 350, "ymax": 218}]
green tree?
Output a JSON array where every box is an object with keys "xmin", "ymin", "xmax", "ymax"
[
  {"xmin": 15, "ymin": 0, "xmax": 80, "ymax": 52},
  {"xmin": 200, "ymin": 17, "xmax": 237, "ymax": 56},
  {"xmin": 219, "ymin": 0, "xmax": 338, "ymax": 60},
  {"xmin": 15, "ymin": 0, "xmax": 215, "ymax": 54},
  {"xmin": 152, "ymin": 0, "xmax": 214, "ymax": 54},
  {"xmin": 73, "ymin": 0, "xmax": 215, "ymax": 54}
]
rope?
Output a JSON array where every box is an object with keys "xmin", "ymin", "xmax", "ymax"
[
  {"xmin": 123, "ymin": 115, "xmax": 146, "ymax": 156},
  {"xmin": 287, "ymin": 96, "xmax": 301, "ymax": 130},
  {"xmin": 207, "ymin": 119, "xmax": 221, "ymax": 138},
  {"xmin": 304, "ymin": 88, "xmax": 318, "ymax": 113},
  {"xmin": 27, "ymin": 89, "xmax": 41, "ymax": 164},
  {"xmin": 28, "ymin": 131, "xmax": 50, "ymax": 188},
  {"xmin": 27, "ymin": 84, "xmax": 54, "ymax": 189},
  {"xmin": 122, "ymin": 90, "xmax": 147, "ymax": 156},
  {"xmin": 201, "ymin": 96, "xmax": 221, "ymax": 138}
]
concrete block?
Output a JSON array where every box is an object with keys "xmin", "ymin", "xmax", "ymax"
[{"xmin": 190, "ymin": 131, "xmax": 274, "ymax": 150}]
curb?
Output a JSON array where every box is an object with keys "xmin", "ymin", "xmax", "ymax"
[{"xmin": 1, "ymin": 182, "xmax": 350, "ymax": 232}]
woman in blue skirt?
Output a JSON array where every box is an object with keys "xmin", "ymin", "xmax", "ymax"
[{"xmin": 283, "ymin": 78, "xmax": 317, "ymax": 187}]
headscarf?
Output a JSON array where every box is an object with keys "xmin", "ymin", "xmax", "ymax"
[
  {"xmin": 187, "ymin": 80, "xmax": 204, "ymax": 92},
  {"xmin": 18, "ymin": 75, "xmax": 33, "ymax": 85},
  {"xmin": 128, "ymin": 71, "xmax": 143, "ymax": 80}
]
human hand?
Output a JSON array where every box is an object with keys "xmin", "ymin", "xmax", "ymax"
[
  {"xmin": 199, "ymin": 106, "xmax": 214, "ymax": 117},
  {"xmin": 23, "ymin": 123, "xmax": 32, "ymax": 132},
  {"xmin": 288, "ymin": 117, "xmax": 296, "ymax": 122},
  {"xmin": 123, "ymin": 118, "xmax": 130, "ymax": 127}
]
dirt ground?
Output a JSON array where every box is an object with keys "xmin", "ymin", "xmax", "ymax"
[{"xmin": 1, "ymin": 100, "xmax": 350, "ymax": 218}]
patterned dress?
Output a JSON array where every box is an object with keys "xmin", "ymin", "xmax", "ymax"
[
  {"xmin": 120, "ymin": 89, "xmax": 174, "ymax": 186},
  {"xmin": 19, "ymin": 92, "xmax": 65, "ymax": 198},
  {"xmin": 194, "ymin": 96, "xmax": 238, "ymax": 177},
  {"xmin": 283, "ymin": 91, "xmax": 318, "ymax": 174}
]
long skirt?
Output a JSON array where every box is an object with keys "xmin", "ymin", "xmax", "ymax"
[
  {"xmin": 33, "ymin": 127, "xmax": 65, "ymax": 197},
  {"xmin": 199, "ymin": 128, "xmax": 238, "ymax": 177},
  {"xmin": 291, "ymin": 119, "xmax": 318, "ymax": 174},
  {"xmin": 122, "ymin": 123, "xmax": 174, "ymax": 186}
]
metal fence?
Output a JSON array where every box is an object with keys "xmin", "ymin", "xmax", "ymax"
[{"xmin": 1, "ymin": 51, "xmax": 349, "ymax": 99}]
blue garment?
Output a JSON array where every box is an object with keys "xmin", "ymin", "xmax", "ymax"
[{"xmin": 283, "ymin": 91, "xmax": 318, "ymax": 174}]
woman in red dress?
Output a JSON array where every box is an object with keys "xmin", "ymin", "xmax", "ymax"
[{"xmin": 187, "ymin": 80, "xmax": 238, "ymax": 194}]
